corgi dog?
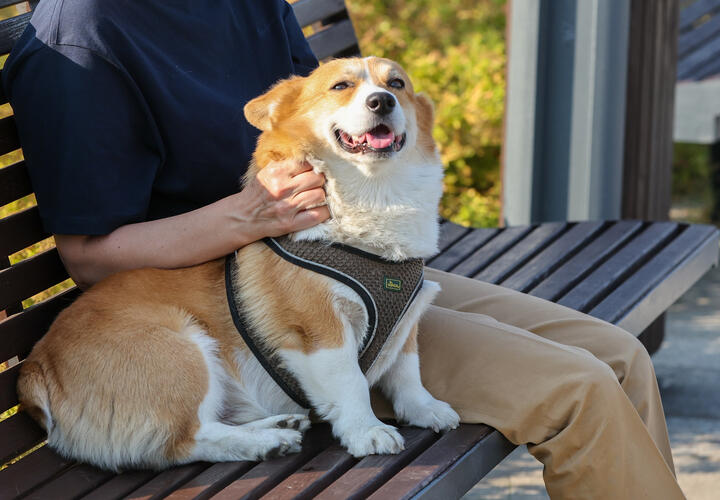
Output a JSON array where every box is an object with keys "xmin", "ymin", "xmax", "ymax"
[{"xmin": 17, "ymin": 57, "xmax": 460, "ymax": 470}]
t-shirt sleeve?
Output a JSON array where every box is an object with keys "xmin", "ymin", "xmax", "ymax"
[
  {"xmin": 282, "ymin": 2, "xmax": 319, "ymax": 77},
  {"xmin": 6, "ymin": 41, "xmax": 162, "ymax": 235}
]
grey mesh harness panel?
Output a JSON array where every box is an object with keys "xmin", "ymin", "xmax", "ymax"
[{"xmin": 225, "ymin": 236, "xmax": 425, "ymax": 409}]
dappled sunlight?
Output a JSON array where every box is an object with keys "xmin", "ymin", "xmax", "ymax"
[
  {"xmin": 667, "ymin": 417, "xmax": 720, "ymax": 500},
  {"xmin": 707, "ymin": 336, "xmax": 720, "ymax": 354}
]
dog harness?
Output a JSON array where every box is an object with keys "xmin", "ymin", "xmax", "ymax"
[{"xmin": 225, "ymin": 236, "xmax": 425, "ymax": 409}]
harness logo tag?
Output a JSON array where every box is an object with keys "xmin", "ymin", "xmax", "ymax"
[{"xmin": 384, "ymin": 276, "xmax": 402, "ymax": 292}]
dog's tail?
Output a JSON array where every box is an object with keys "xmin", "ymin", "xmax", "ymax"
[{"xmin": 16, "ymin": 359, "xmax": 54, "ymax": 434}]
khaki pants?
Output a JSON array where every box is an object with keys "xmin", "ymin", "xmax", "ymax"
[{"xmin": 375, "ymin": 267, "xmax": 685, "ymax": 499}]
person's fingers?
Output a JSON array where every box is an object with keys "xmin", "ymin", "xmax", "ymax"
[
  {"xmin": 289, "ymin": 170, "xmax": 326, "ymax": 196},
  {"xmin": 292, "ymin": 206, "xmax": 331, "ymax": 230},
  {"xmin": 257, "ymin": 161, "xmax": 321, "ymax": 200},
  {"xmin": 291, "ymin": 186, "xmax": 326, "ymax": 211},
  {"xmin": 285, "ymin": 160, "xmax": 314, "ymax": 177}
]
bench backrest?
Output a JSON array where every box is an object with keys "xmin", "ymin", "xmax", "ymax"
[{"xmin": 0, "ymin": 0, "xmax": 359, "ymax": 468}]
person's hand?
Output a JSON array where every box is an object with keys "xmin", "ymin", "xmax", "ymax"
[{"xmin": 237, "ymin": 159, "xmax": 331, "ymax": 238}]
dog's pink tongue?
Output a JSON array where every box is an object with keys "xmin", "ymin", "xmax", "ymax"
[{"xmin": 363, "ymin": 128, "xmax": 395, "ymax": 149}]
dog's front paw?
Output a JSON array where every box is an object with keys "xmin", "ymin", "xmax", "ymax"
[
  {"xmin": 342, "ymin": 423, "xmax": 405, "ymax": 457},
  {"xmin": 400, "ymin": 398, "xmax": 460, "ymax": 433}
]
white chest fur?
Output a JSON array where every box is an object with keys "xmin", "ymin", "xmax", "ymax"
[{"xmin": 294, "ymin": 152, "xmax": 444, "ymax": 261}]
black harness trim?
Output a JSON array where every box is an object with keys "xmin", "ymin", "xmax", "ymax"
[{"xmin": 225, "ymin": 252, "xmax": 310, "ymax": 407}]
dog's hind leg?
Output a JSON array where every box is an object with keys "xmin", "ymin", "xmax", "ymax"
[
  {"xmin": 184, "ymin": 326, "xmax": 311, "ymax": 463},
  {"xmin": 240, "ymin": 414, "xmax": 311, "ymax": 432},
  {"xmin": 186, "ymin": 420, "xmax": 307, "ymax": 462}
]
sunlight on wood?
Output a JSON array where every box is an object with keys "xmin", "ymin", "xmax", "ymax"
[{"xmin": 0, "ymin": 441, "xmax": 47, "ymax": 473}]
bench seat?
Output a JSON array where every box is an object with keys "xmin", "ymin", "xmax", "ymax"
[
  {"xmin": 1, "ymin": 219, "xmax": 716, "ymax": 500},
  {"xmin": 1, "ymin": 0, "xmax": 718, "ymax": 497}
]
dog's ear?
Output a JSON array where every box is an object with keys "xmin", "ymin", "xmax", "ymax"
[
  {"xmin": 414, "ymin": 92, "xmax": 435, "ymax": 136},
  {"xmin": 244, "ymin": 77, "xmax": 303, "ymax": 131},
  {"xmin": 414, "ymin": 93, "xmax": 435, "ymax": 124}
]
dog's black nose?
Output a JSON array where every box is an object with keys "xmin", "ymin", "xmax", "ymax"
[{"xmin": 366, "ymin": 92, "xmax": 396, "ymax": 115}]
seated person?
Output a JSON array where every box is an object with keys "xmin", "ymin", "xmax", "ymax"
[{"xmin": 3, "ymin": 1, "xmax": 684, "ymax": 498}]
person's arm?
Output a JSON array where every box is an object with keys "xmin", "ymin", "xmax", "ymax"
[{"xmin": 56, "ymin": 160, "xmax": 330, "ymax": 289}]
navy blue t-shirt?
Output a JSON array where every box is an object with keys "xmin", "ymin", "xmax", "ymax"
[{"xmin": 3, "ymin": 0, "xmax": 318, "ymax": 235}]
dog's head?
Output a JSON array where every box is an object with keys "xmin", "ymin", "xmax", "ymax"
[{"xmin": 244, "ymin": 57, "xmax": 437, "ymax": 173}]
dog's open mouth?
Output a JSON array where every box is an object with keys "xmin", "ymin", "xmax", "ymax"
[{"xmin": 335, "ymin": 125, "xmax": 406, "ymax": 154}]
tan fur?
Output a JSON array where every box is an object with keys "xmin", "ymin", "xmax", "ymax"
[
  {"xmin": 401, "ymin": 324, "xmax": 419, "ymax": 354},
  {"xmin": 19, "ymin": 264, "xmax": 226, "ymax": 463},
  {"xmin": 18, "ymin": 57, "xmax": 444, "ymax": 469},
  {"xmin": 235, "ymin": 244, "xmax": 345, "ymax": 352}
]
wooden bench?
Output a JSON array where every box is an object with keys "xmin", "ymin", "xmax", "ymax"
[{"xmin": 1, "ymin": 1, "xmax": 718, "ymax": 498}]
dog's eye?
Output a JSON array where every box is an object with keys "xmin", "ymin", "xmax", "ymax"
[
  {"xmin": 331, "ymin": 81, "xmax": 352, "ymax": 90},
  {"xmin": 388, "ymin": 78, "xmax": 405, "ymax": 89}
]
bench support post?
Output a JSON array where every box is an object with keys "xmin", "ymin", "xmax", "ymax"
[{"xmin": 503, "ymin": 0, "xmax": 630, "ymax": 225}]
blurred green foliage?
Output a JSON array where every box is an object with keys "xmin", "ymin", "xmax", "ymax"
[
  {"xmin": 346, "ymin": 0, "xmax": 506, "ymax": 227},
  {"xmin": 671, "ymin": 143, "xmax": 714, "ymax": 223}
]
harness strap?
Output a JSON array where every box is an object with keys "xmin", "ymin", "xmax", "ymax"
[
  {"xmin": 225, "ymin": 253, "xmax": 311, "ymax": 408},
  {"xmin": 225, "ymin": 237, "xmax": 425, "ymax": 409}
]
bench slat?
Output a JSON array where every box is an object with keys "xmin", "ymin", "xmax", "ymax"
[
  {"xmin": 367, "ymin": 425, "xmax": 494, "ymax": 500},
  {"xmin": 261, "ymin": 444, "xmax": 356, "ymax": 499},
  {"xmin": 0, "ymin": 1, "xmax": 31, "ymax": 10},
  {"xmin": 0, "ymin": 115, "xmax": 20, "ymax": 156},
  {"xmin": 0, "ymin": 286, "xmax": 80, "ymax": 363},
  {"xmin": 592, "ymin": 224, "xmax": 718, "ymax": 324},
  {"xmin": 119, "ymin": 463, "xmax": 212, "ymax": 500},
  {"xmin": 679, "ymin": 0, "xmax": 720, "ymax": 32},
  {"xmin": 0, "ymin": 69, "xmax": 5, "ymax": 105},
  {"xmin": 0, "ymin": 248, "xmax": 70, "ymax": 311},
  {"xmin": 501, "ymin": 221, "xmax": 606, "ymax": 292},
  {"xmin": 0, "ymin": 161, "xmax": 32, "ymax": 207},
  {"xmin": 314, "ymin": 427, "xmax": 438, "ymax": 500},
  {"xmin": 306, "ymin": 19, "xmax": 359, "ymax": 60},
  {"xmin": 24, "ymin": 463, "xmax": 115, "ymax": 500},
  {"xmin": 0, "ymin": 361, "xmax": 20, "ymax": 410},
  {"xmin": 558, "ymin": 222, "xmax": 678, "ymax": 314},
  {"xmin": 0, "ymin": 410, "xmax": 45, "ymax": 465},
  {"xmin": 291, "ymin": 0, "xmax": 347, "ymax": 27},
  {"xmin": 0, "ymin": 12, "xmax": 30, "ymax": 56},
  {"xmin": 677, "ymin": 31, "xmax": 720, "ymax": 80},
  {"xmin": 78, "ymin": 470, "xmax": 159, "ymax": 500},
  {"xmin": 678, "ymin": 9, "xmax": 720, "ymax": 57},
  {"xmin": 0, "ymin": 205, "xmax": 49, "ymax": 258},
  {"xmin": 209, "ymin": 425, "xmax": 333, "ymax": 500},
  {"xmin": 528, "ymin": 220, "xmax": 644, "ymax": 301},
  {"xmin": 427, "ymin": 227, "xmax": 498, "ymax": 271},
  {"xmin": 414, "ymin": 429, "xmax": 517, "ymax": 500},
  {"xmin": 477, "ymin": 222, "xmax": 567, "ymax": 283},
  {"xmin": 435, "ymin": 220, "xmax": 473, "ymax": 254},
  {"xmin": 0, "ymin": 445, "xmax": 74, "ymax": 500},
  {"xmin": 161, "ymin": 462, "xmax": 255, "ymax": 500},
  {"xmin": 449, "ymin": 226, "xmax": 534, "ymax": 279}
]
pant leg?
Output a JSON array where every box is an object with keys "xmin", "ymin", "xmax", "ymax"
[
  {"xmin": 424, "ymin": 267, "xmax": 674, "ymax": 471},
  {"xmin": 378, "ymin": 267, "xmax": 683, "ymax": 499}
]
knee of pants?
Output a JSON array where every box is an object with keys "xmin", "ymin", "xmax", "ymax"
[
  {"xmin": 566, "ymin": 358, "xmax": 625, "ymax": 426},
  {"xmin": 605, "ymin": 327, "xmax": 655, "ymax": 386},
  {"xmin": 519, "ymin": 358, "xmax": 622, "ymax": 445}
]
